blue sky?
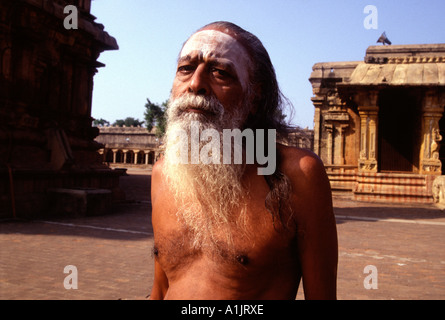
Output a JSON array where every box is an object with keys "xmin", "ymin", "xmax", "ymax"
[{"xmin": 90, "ymin": 0, "xmax": 445, "ymax": 129}]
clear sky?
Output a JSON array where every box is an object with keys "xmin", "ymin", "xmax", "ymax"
[{"xmin": 90, "ymin": 0, "xmax": 445, "ymax": 129}]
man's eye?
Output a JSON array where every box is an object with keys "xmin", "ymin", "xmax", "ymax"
[
  {"xmin": 212, "ymin": 68, "xmax": 231, "ymax": 79},
  {"xmin": 177, "ymin": 65, "xmax": 194, "ymax": 73}
]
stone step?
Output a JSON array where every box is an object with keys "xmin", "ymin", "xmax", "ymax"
[
  {"xmin": 327, "ymin": 172, "xmax": 358, "ymax": 191},
  {"xmin": 47, "ymin": 188, "xmax": 112, "ymax": 217},
  {"xmin": 352, "ymin": 173, "xmax": 434, "ymax": 203}
]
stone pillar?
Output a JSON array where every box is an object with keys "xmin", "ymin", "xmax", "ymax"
[
  {"xmin": 122, "ymin": 149, "xmax": 128, "ymax": 164},
  {"xmin": 325, "ymin": 124, "xmax": 334, "ymax": 165},
  {"xmin": 134, "ymin": 149, "xmax": 140, "ymax": 164},
  {"xmin": 312, "ymin": 98, "xmax": 323, "ymax": 156},
  {"xmin": 112, "ymin": 149, "xmax": 118, "ymax": 164},
  {"xmin": 144, "ymin": 151, "xmax": 150, "ymax": 165},
  {"xmin": 324, "ymin": 110, "xmax": 349, "ymax": 166},
  {"xmin": 357, "ymin": 91, "xmax": 379, "ymax": 172},
  {"xmin": 338, "ymin": 124, "xmax": 349, "ymax": 165},
  {"xmin": 420, "ymin": 90, "xmax": 444, "ymax": 174}
]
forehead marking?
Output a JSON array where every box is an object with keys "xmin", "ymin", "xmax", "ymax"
[{"xmin": 180, "ymin": 30, "xmax": 250, "ymax": 88}]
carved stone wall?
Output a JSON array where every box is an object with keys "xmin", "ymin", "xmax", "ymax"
[
  {"xmin": 355, "ymin": 91, "xmax": 379, "ymax": 173},
  {"xmin": 310, "ymin": 43, "xmax": 445, "ymax": 202},
  {"xmin": 309, "ymin": 62, "xmax": 360, "ymax": 168},
  {"xmin": 0, "ymin": 0, "xmax": 121, "ymax": 218},
  {"xmin": 420, "ymin": 89, "xmax": 445, "ymax": 174}
]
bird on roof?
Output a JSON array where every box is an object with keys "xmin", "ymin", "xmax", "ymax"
[{"xmin": 377, "ymin": 32, "xmax": 392, "ymax": 45}]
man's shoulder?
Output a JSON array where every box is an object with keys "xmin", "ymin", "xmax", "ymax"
[
  {"xmin": 277, "ymin": 144, "xmax": 325, "ymax": 178},
  {"xmin": 151, "ymin": 158, "xmax": 167, "ymax": 201},
  {"xmin": 276, "ymin": 145, "xmax": 334, "ymax": 229},
  {"xmin": 152, "ymin": 158, "xmax": 165, "ymax": 176}
]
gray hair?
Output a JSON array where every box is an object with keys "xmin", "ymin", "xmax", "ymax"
[{"xmin": 193, "ymin": 21, "xmax": 295, "ymax": 230}]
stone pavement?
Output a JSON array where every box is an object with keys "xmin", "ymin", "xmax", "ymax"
[
  {"xmin": 1, "ymin": 168, "xmax": 444, "ymax": 300},
  {"xmin": 328, "ymin": 194, "xmax": 445, "ymax": 300}
]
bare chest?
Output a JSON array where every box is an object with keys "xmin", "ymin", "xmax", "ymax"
[
  {"xmin": 151, "ymin": 165, "xmax": 300, "ymax": 290},
  {"xmin": 153, "ymin": 203, "xmax": 298, "ymax": 281}
]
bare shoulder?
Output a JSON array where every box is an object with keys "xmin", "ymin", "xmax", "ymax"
[
  {"xmin": 151, "ymin": 159, "xmax": 166, "ymax": 196},
  {"xmin": 277, "ymin": 144, "xmax": 333, "ymax": 225},
  {"xmin": 151, "ymin": 158, "xmax": 169, "ymax": 217},
  {"xmin": 152, "ymin": 158, "xmax": 165, "ymax": 179},
  {"xmin": 277, "ymin": 144, "xmax": 327, "ymax": 184}
]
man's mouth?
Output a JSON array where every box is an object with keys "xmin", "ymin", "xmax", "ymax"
[
  {"xmin": 185, "ymin": 107, "xmax": 205, "ymax": 113},
  {"xmin": 183, "ymin": 107, "xmax": 217, "ymax": 116}
]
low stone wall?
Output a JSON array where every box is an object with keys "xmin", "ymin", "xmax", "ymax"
[
  {"xmin": 0, "ymin": 168, "xmax": 125, "ymax": 219},
  {"xmin": 353, "ymin": 172, "xmax": 435, "ymax": 204}
]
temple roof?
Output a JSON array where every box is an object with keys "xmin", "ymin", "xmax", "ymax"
[
  {"xmin": 338, "ymin": 44, "xmax": 445, "ymax": 87},
  {"xmin": 344, "ymin": 61, "xmax": 445, "ymax": 86}
]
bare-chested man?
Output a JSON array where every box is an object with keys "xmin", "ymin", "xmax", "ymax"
[{"xmin": 149, "ymin": 21, "xmax": 338, "ymax": 300}]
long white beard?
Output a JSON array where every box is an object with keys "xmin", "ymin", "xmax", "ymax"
[{"xmin": 163, "ymin": 94, "xmax": 249, "ymax": 250}]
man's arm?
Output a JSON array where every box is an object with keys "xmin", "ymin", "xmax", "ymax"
[
  {"xmin": 282, "ymin": 147, "xmax": 338, "ymax": 299},
  {"xmin": 149, "ymin": 160, "xmax": 169, "ymax": 300},
  {"xmin": 150, "ymin": 259, "xmax": 169, "ymax": 299}
]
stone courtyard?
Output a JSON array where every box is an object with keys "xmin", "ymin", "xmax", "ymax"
[
  {"xmin": 1, "ymin": 0, "xmax": 443, "ymax": 302},
  {"xmin": 1, "ymin": 168, "xmax": 444, "ymax": 300}
]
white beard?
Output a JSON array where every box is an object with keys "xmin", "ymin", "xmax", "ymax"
[{"xmin": 163, "ymin": 93, "xmax": 250, "ymax": 250}]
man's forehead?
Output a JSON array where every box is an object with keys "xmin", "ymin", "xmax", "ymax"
[
  {"xmin": 180, "ymin": 29, "xmax": 242, "ymax": 58},
  {"xmin": 179, "ymin": 29, "xmax": 251, "ymax": 87}
]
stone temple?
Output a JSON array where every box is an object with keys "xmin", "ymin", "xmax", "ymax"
[
  {"xmin": 0, "ymin": 0, "xmax": 122, "ymax": 218},
  {"xmin": 310, "ymin": 43, "xmax": 445, "ymax": 203}
]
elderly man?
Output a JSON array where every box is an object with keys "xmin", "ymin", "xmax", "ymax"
[{"xmin": 149, "ymin": 21, "xmax": 338, "ymax": 300}]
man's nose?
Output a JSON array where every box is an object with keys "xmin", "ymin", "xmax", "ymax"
[{"xmin": 188, "ymin": 65, "xmax": 210, "ymax": 96}]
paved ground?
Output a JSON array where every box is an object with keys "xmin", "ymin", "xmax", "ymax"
[{"xmin": 1, "ymin": 168, "xmax": 444, "ymax": 300}]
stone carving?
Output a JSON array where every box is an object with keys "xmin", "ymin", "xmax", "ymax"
[
  {"xmin": 432, "ymin": 176, "xmax": 445, "ymax": 204},
  {"xmin": 431, "ymin": 127, "xmax": 442, "ymax": 160},
  {"xmin": 0, "ymin": 0, "xmax": 121, "ymax": 218}
]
